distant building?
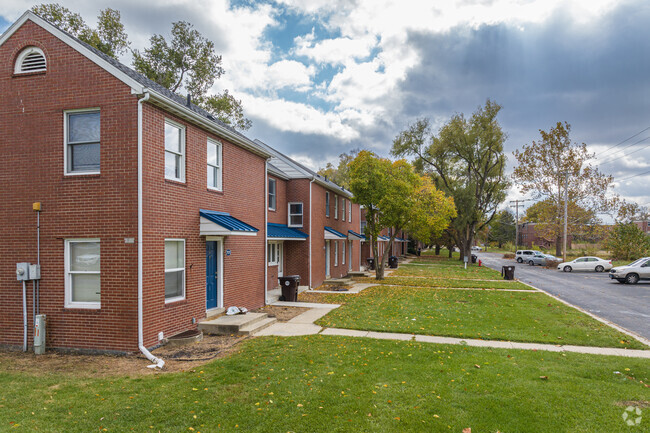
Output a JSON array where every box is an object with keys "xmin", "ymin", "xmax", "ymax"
[{"xmin": 517, "ymin": 222, "xmax": 573, "ymax": 249}]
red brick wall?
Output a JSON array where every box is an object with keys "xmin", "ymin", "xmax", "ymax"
[
  {"xmin": 141, "ymin": 104, "xmax": 267, "ymax": 349},
  {"xmin": 0, "ymin": 21, "xmax": 139, "ymax": 351},
  {"xmin": 267, "ymin": 175, "xmax": 287, "ymax": 224},
  {"xmin": 284, "ymin": 179, "xmax": 310, "ymax": 285}
]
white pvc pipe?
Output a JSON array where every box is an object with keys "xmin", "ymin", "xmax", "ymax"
[
  {"xmin": 308, "ymin": 179, "xmax": 314, "ymax": 288},
  {"xmin": 22, "ymin": 280, "xmax": 27, "ymax": 352},
  {"xmin": 264, "ymin": 160, "xmax": 268, "ymax": 304},
  {"xmin": 138, "ymin": 91, "xmax": 164, "ymax": 369}
]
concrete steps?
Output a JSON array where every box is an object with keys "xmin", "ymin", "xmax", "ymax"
[
  {"xmin": 323, "ymin": 278, "xmax": 354, "ymax": 286},
  {"xmin": 198, "ymin": 312, "xmax": 277, "ymax": 336}
]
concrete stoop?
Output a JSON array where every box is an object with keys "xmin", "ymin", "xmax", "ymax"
[
  {"xmin": 323, "ymin": 278, "xmax": 354, "ymax": 286},
  {"xmin": 267, "ymin": 285, "xmax": 309, "ymax": 304},
  {"xmin": 198, "ymin": 312, "xmax": 277, "ymax": 336},
  {"xmin": 347, "ymin": 271, "xmax": 369, "ymax": 277}
]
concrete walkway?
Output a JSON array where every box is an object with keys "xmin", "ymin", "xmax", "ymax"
[{"xmin": 308, "ymin": 282, "xmax": 378, "ymax": 294}]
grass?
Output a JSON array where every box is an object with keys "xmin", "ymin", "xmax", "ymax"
[
  {"xmin": 357, "ymin": 275, "xmax": 534, "ymax": 290},
  {"xmin": 311, "ymin": 285, "xmax": 648, "ymax": 349},
  {"xmin": 2, "ymin": 336, "xmax": 649, "ymax": 432},
  {"xmin": 391, "ymin": 263, "xmax": 503, "ymax": 280}
]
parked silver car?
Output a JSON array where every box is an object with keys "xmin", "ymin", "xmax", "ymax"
[
  {"xmin": 609, "ymin": 257, "xmax": 650, "ymax": 284},
  {"xmin": 527, "ymin": 253, "xmax": 557, "ymax": 266},
  {"xmin": 515, "ymin": 250, "xmax": 541, "ymax": 263}
]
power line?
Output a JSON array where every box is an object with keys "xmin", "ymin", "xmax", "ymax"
[
  {"xmin": 594, "ymin": 126, "xmax": 650, "ymax": 159},
  {"xmin": 597, "ymin": 137, "xmax": 650, "ymax": 167},
  {"xmin": 613, "ymin": 168, "xmax": 650, "ymax": 183}
]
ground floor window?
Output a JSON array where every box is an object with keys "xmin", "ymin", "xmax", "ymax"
[
  {"xmin": 165, "ymin": 239, "xmax": 185, "ymax": 302},
  {"xmin": 268, "ymin": 242, "xmax": 281, "ymax": 265},
  {"xmin": 342, "ymin": 241, "xmax": 346, "ymax": 265},
  {"xmin": 65, "ymin": 239, "xmax": 100, "ymax": 308}
]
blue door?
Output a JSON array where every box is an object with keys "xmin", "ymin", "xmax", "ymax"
[{"xmin": 206, "ymin": 241, "xmax": 218, "ymax": 310}]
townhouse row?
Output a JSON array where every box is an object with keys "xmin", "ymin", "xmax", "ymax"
[{"xmin": 0, "ymin": 12, "xmax": 398, "ymax": 353}]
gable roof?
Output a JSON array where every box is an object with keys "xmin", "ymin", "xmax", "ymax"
[
  {"xmin": 0, "ymin": 11, "xmax": 271, "ymax": 159},
  {"xmin": 254, "ymin": 138, "xmax": 353, "ymax": 198}
]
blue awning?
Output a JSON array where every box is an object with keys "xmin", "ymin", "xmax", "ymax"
[
  {"xmin": 324, "ymin": 226, "xmax": 347, "ymax": 239},
  {"xmin": 378, "ymin": 236, "xmax": 391, "ymax": 242},
  {"xmin": 347, "ymin": 230, "xmax": 365, "ymax": 241},
  {"xmin": 200, "ymin": 209, "xmax": 259, "ymax": 236},
  {"xmin": 268, "ymin": 223, "xmax": 308, "ymax": 240}
]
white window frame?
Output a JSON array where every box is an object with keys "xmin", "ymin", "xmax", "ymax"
[
  {"xmin": 334, "ymin": 241, "xmax": 339, "ymax": 266},
  {"xmin": 334, "ymin": 195, "xmax": 339, "ymax": 220},
  {"xmin": 342, "ymin": 240, "xmax": 346, "ymax": 265},
  {"xmin": 164, "ymin": 239, "xmax": 186, "ymax": 303},
  {"xmin": 342, "ymin": 198, "xmax": 346, "ymax": 221},
  {"xmin": 64, "ymin": 108, "xmax": 101, "ymax": 176},
  {"xmin": 64, "ymin": 238, "xmax": 101, "ymax": 309},
  {"xmin": 164, "ymin": 119, "xmax": 185, "ymax": 182},
  {"xmin": 288, "ymin": 202, "xmax": 303, "ymax": 227},
  {"xmin": 325, "ymin": 191, "xmax": 330, "ymax": 217},
  {"xmin": 268, "ymin": 178, "xmax": 277, "ymax": 211},
  {"xmin": 14, "ymin": 46, "xmax": 46, "ymax": 74},
  {"xmin": 268, "ymin": 242, "xmax": 281, "ymax": 266},
  {"xmin": 207, "ymin": 138, "xmax": 222, "ymax": 191},
  {"xmin": 348, "ymin": 200, "xmax": 352, "ymax": 222}
]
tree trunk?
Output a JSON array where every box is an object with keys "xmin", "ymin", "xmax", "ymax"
[
  {"xmin": 435, "ymin": 245, "xmax": 441, "ymax": 255},
  {"xmin": 372, "ymin": 237, "xmax": 384, "ymax": 280},
  {"xmin": 555, "ymin": 236, "xmax": 562, "ymax": 257}
]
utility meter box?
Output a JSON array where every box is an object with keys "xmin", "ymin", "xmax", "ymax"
[
  {"xmin": 16, "ymin": 263, "xmax": 30, "ymax": 281},
  {"xmin": 34, "ymin": 314, "xmax": 46, "ymax": 355},
  {"xmin": 29, "ymin": 264, "xmax": 41, "ymax": 280}
]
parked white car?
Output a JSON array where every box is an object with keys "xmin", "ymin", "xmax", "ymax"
[
  {"xmin": 609, "ymin": 257, "xmax": 650, "ymax": 284},
  {"xmin": 471, "ymin": 246, "xmax": 482, "ymax": 251},
  {"xmin": 557, "ymin": 256, "xmax": 613, "ymax": 273}
]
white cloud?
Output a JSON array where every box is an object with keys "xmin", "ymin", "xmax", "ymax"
[{"xmin": 294, "ymin": 32, "xmax": 377, "ymax": 65}]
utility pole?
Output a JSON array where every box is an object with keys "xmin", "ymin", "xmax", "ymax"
[
  {"xmin": 509, "ymin": 199, "xmax": 529, "ymax": 250},
  {"xmin": 563, "ymin": 171, "xmax": 569, "ymax": 262}
]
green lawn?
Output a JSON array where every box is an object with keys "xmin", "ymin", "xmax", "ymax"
[
  {"xmin": 312, "ymin": 285, "xmax": 648, "ymax": 349},
  {"xmin": 392, "ymin": 263, "xmax": 503, "ymax": 280},
  {"xmin": 357, "ymin": 276, "xmax": 534, "ymax": 290},
  {"xmin": 2, "ymin": 336, "xmax": 648, "ymax": 432}
]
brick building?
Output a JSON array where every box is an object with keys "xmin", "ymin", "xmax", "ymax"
[
  {"xmin": 517, "ymin": 222, "xmax": 573, "ymax": 249},
  {"xmin": 0, "ymin": 11, "xmax": 361, "ymax": 355}
]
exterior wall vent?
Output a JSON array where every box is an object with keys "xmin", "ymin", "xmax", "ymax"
[{"xmin": 15, "ymin": 47, "xmax": 47, "ymax": 74}]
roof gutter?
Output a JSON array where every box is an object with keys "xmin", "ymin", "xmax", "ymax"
[
  {"xmin": 138, "ymin": 91, "xmax": 164, "ymax": 369},
  {"xmin": 146, "ymin": 91, "xmax": 272, "ymax": 159}
]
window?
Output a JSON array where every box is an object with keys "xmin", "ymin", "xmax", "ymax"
[
  {"xmin": 165, "ymin": 120, "xmax": 185, "ymax": 181},
  {"xmin": 288, "ymin": 202, "xmax": 303, "ymax": 227},
  {"xmin": 325, "ymin": 191, "xmax": 330, "ymax": 217},
  {"xmin": 268, "ymin": 178, "xmax": 277, "ymax": 210},
  {"xmin": 348, "ymin": 241, "xmax": 352, "ymax": 271},
  {"xmin": 348, "ymin": 200, "xmax": 352, "ymax": 222},
  {"xmin": 341, "ymin": 199, "xmax": 346, "ymax": 221},
  {"xmin": 65, "ymin": 110, "xmax": 100, "ymax": 174},
  {"xmin": 207, "ymin": 139, "xmax": 222, "ymax": 190},
  {"xmin": 360, "ymin": 220, "xmax": 367, "ymax": 235},
  {"xmin": 334, "ymin": 195, "xmax": 338, "ymax": 219},
  {"xmin": 268, "ymin": 242, "xmax": 280, "ymax": 265},
  {"xmin": 165, "ymin": 240, "xmax": 185, "ymax": 302},
  {"xmin": 334, "ymin": 241, "xmax": 339, "ymax": 266},
  {"xmin": 342, "ymin": 241, "xmax": 346, "ymax": 265},
  {"xmin": 14, "ymin": 46, "xmax": 46, "ymax": 74},
  {"xmin": 65, "ymin": 239, "xmax": 100, "ymax": 309}
]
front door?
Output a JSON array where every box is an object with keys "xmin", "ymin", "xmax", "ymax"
[
  {"xmin": 278, "ymin": 242, "xmax": 284, "ymax": 278},
  {"xmin": 325, "ymin": 240, "xmax": 331, "ymax": 277},
  {"xmin": 206, "ymin": 241, "xmax": 220, "ymax": 310},
  {"xmin": 348, "ymin": 241, "xmax": 352, "ymax": 271}
]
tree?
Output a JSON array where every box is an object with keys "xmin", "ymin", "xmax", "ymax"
[
  {"xmin": 32, "ymin": 4, "xmax": 129, "ymax": 58},
  {"xmin": 488, "ymin": 209, "xmax": 516, "ymax": 248},
  {"xmin": 392, "ymin": 100, "xmax": 509, "ymax": 262},
  {"xmin": 133, "ymin": 21, "xmax": 251, "ymax": 130},
  {"xmin": 349, "ymin": 151, "xmax": 455, "ymax": 279},
  {"xmin": 317, "ymin": 149, "xmax": 360, "ymax": 189},
  {"xmin": 605, "ymin": 223, "xmax": 650, "ymax": 261},
  {"xmin": 512, "ymin": 122, "xmax": 616, "ymax": 256}
]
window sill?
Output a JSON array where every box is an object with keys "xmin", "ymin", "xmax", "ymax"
[
  {"xmin": 165, "ymin": 296, "xmax": 186, "ymax": 306},
  {"xmin": 268, "ymin": 208, "xmax": 276, "ymax": 212},
  {"xmin": 165, "ymin": 178, "xmax": 186, "ymax": 186},
  {"xmin": 207, "ymin": 187, "xmax": 224, "ymax": 195},
  {"xmin": 64, "ymin": 172, "xmax": 100, "ymax": 178}
]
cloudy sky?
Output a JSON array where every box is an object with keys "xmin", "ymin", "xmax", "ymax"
[{"xmin": 2, "ymin": 0, "xmax": 649, "ymax": 214}]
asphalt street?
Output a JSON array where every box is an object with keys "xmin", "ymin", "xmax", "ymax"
[{"xmin": 476, "ymin": 252, "xmax": 650, "ymax": 341}]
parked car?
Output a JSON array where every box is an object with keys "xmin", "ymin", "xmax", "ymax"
[
  {"xmin": 471, "ymin": 246, "xmax": 482, "ymax": 251},
  {"xmin": 608, "ymin": 257, "xmax": 650, "ymax": 284},
  {"xmin": 515, "ymin": 250, "xmax": 541, "ymax": 263},
  {"xmin": 527, "ymin": 253, "xmax": 557, "ymax": 266},
  {"xmin": 556, "ymin": 257, "xmax": 613, "ymax": 272}
]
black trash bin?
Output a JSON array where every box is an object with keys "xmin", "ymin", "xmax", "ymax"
[
  {"xmin": 471, "ymin": 254, "xmax": 477, "ymax": 264},
  {"xmin": 279, "ymin": 275, "xmax": 300, "ymax": 302},
  {"xmin": 388, "ymin": 256, "xmax": 398, "ymax": 269},
  {"xmin": 501, "ymin": 266, "xmax": 515, "ymax": 280},
  {"xmin": 366, "ymin": 257, "xmax": 376, "ymax": 270},
  {"xmin": 417, "ymin": 248, "xmax": 422, "ymax": 256}
]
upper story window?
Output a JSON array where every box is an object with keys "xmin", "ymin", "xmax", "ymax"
[
  {"xmin": 207, "ymin": 139, "xmax": 222, "ymax": 191},
  {"xmin": 341, "ymin": 198, "xmax": 346, "ymax": 221},
  {"xmin": 268, "ymin": 178, "xmax": 277, "ymax": 211},
  {"xmin": 325, "ymin": 191, "xmax": 330, "ymax": 217},
  {"xmin": 165, "ymin": 120, "xmax": 185, "ymax": 182},
  {"xmin": 288, "ymin": 202, "xmax": 303, "ymax": 227},
  {"xmin": 334, "ymin": 195, "xmax": 338, "ymax": 219},
  {"xmin": 65, "ymin": 110, "xmax": 100, "ymax": 174},
  {"xmin": 348, "ymin": 200, "xmax": 352, "ymax": 222},
  {"xmin": 360, "ymin": 220, "xmax": 367, "ymax": 235},
  {"xmin": 14, "ymin": 46, "xmax": 46, "ymax": 74},
  {"xmin": 65, "ymin": 239, "xmax": 100, "ymax": 309}
]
